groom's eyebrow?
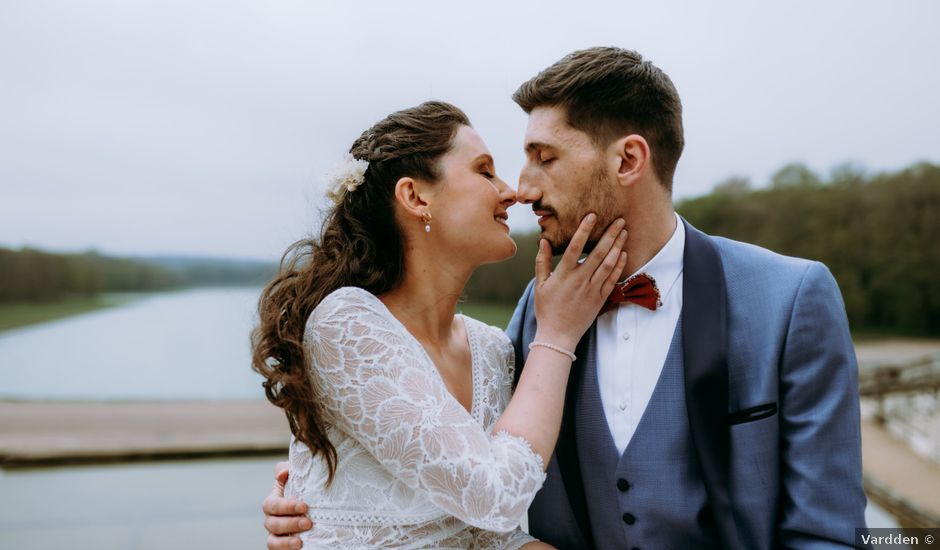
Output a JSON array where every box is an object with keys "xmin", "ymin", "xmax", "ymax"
[{"xmin": 525, "ymin": 142, "xmax": 551, "ymax": 154}]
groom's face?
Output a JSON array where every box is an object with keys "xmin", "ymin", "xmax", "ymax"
[{"xmin": 517, "ymin": 106, "xmax": 619, "ymax": 255}]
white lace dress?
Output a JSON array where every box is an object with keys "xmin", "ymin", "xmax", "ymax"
[{"xmin": 285, "ymin": 287, "xmax": 546, "ymax": 549}]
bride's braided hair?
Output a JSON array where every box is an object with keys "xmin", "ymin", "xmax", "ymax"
[{"xmin": 251, "ymin": 101, "xmax": 469, "ymax": 483}]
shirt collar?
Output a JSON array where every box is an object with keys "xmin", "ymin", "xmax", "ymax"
[{"xmin": 626, "ymin": 212, "xmax": 685, "ymax": 303}]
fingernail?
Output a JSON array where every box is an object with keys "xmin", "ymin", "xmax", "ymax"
[
  {"xmin": 299, "ymin": 518, "xmax": 312, "ymax": 530},
  {"xmin": 291, "ymin": 538, "xmax": 302, "ymax": 549},
  {"xmin": 619, "ymin": 229, "xmax": 627, "ymax": 239},
  {"xmin": 294, "ymin": 503, "xmax": 306, "ymax": 513},
  {"xmin": 586, "ymin": 213, "xmax": 597, "ymax": 223},
  {"xmin": 617, "ymin": 218, "xmax": 626, "ymax": 227}
]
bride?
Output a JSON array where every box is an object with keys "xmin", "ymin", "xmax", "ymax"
[{"xmin": 252, "ymin": 101, "xmax": 627, "ymax": 549}]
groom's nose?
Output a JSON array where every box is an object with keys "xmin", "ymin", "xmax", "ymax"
[{"xmin": 516, "ymin": 165, "xmax": 540, "ymax": 205}]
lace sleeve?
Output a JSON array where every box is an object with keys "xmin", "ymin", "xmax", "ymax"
[
  {"xmin": 499, "ymin": 329, "xmax": 516, "ymax": 398},
  {"xmin": 468, "ymin": 525, "xmax": 538, "ymax": 549},
  {"xmin": 306, "ymin": 288, "xmax": 546, "ymax": 532}
]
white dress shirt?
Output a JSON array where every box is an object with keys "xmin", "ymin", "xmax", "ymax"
[{"xmin": 596, "ymin": 213, "xmax": 685, "ymax": 455}]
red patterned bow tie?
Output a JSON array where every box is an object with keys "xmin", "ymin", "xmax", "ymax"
[{"xmin": 600, "ymin": 273, "xmax": 662, "ymax": 315}]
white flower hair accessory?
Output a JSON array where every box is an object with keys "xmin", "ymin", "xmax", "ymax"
[{"xmin": 324, "ymin": 153, "xmax": 369, "ymax": 204}]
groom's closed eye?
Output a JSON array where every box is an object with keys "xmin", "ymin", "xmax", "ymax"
[{"xmin": 525, "ymin": 142, "xmax": 555, "ymax": 163}]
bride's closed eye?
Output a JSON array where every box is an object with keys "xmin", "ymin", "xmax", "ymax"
[{"xmin": 478, "ymin": 160, "xmax": 497, "ymax": 181}]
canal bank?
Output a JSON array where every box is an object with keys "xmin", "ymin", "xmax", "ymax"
[{"xmin": 0, "ymin": 400, "xmax": 288, "ymax": 467}]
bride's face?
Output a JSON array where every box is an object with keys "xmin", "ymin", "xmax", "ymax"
[{"xmin": 428, "ymin": 126, "xmax": 517, "ymax": 266}]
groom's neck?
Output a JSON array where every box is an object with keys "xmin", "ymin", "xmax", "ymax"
[{"xmin": 619, "ymin": 204, "xmax": 678, "ymax": 278}]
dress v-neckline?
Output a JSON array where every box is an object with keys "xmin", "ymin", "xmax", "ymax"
[{"xmin": 370, "ymin": 293, "xmax": 480, "ymax": 420}]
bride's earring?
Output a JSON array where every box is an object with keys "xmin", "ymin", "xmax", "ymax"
[{"xmin": 422, "ymin": 210, "xmax": 432, "ymax": 233}]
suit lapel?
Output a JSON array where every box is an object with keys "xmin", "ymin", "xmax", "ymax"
[
  {"xmin": 554, "ymin": 323, "xmax": 596, "ymax": 548},
  {"xmin": 681, "ymin": 219, "xmax": 740, "ymax": 548}
]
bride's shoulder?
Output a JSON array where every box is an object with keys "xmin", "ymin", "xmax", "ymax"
[
  {"xmin": 310, "ymin": 286, "xmax": 385, "ymax": 323},
  {"xmin": 462, "ymin": 315, "xmax": 512, "ymax": 353},
  {"xmin": 321, "ymin": 286, "xmax": 378, "ymax": 306}
]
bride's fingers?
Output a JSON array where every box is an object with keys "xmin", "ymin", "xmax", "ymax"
[
  {"xmin": 267, "ymin": 533, "xmax": 302, "ymax": 550},
  {"xmin": 556, "ymin": 213, "xmax": 596, "ymax": 272},
  {"xmin": 262, "ymin": 493, "xmax": 307, "ymax": 516},
  {"xmin": 273, "ymin": 466, "xmax": 289, "ymax": 491},
  {"xmin": 580, "ymin": 219, "xmax": 626, "ymax": 275},
  {"xmin": 599, "ymin": 251, "xmax": 628, "ymax": 299},
  {"xmin": 265, "ymin": 515, "xmax": 311, "ymax": 536},
  {"xmin": 589, "ymin": 228, "xmax": 628, "ymax": 287},
  {"xmin": 534, "ymin": 238, "xmax": 552, "ymax": 285}
]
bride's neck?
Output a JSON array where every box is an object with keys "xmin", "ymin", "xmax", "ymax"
[{"xmin": 379, "ymin": 251, "xmax": 470, "ymax": 347}]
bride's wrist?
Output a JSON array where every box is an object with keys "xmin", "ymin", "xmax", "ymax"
[
  {"xmin": 528, "ymin": 341, "xmax": 577, "ymax": 362},
  {"xmin": 532, "ymin": 330, "xmax": 579, "ymax": 355}
]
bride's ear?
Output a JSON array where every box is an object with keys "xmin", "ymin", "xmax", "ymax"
[{"xmin": 394, "ymin": 177, "xmax": 429, "ymax": 219}]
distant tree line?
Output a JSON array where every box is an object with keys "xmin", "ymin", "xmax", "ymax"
[
  {"xmin": 0, "ymin": 248, "xmax": 276, "ymax": 302},
  {"xmin": 677, "ymin": 161, "xmax": 939, "ymax": 335},
  {"xmin": 6, "ymin": 162, "xmax": 936, "ymax": 333},
  {"xmin": 464, "ymin": 161, "xmax": 940, "ymax": 336}
]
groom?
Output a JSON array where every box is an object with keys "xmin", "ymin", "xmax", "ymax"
[
  {"xmin": 263, "ymin": 47, "xmax": 868, "ymax": 548},
  {"xmin": 503, "ymin": 47, "xmax": 867, "ymax": 549}
]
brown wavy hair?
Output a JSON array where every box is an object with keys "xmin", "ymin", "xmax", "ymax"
[{"xmin": 251, "ymin": 101, "xmax": 470, "ymax": 483}]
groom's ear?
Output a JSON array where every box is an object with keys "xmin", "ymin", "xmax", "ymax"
[
  {"xmin": 612, "ymin": 134, "xmax": 650, "ymax": 187},
  {"xmin": 393, "ymin": 177, "xmax": 429, "ymax": 218}
]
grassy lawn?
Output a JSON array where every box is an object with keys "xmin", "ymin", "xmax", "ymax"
[
  {"xmin": 457, "ymin": 302, "xmax": 517, "ymax": 330},
  {"xmin": 0, "ymin": 295, "xmax": 138, "ymax": 332}
]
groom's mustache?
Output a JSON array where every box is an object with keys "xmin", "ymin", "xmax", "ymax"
[{"xmin": 531, "ymin": 202, "xmax": 558, "ymax": 217}]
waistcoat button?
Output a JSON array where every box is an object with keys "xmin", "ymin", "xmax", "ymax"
[
  {"xmin": 617, "ymin": 478, "xmax": 631, "ymax": 492},
  {"xmin": 622, "ymin": 512, "xmax": 636, "ymax": 525}
]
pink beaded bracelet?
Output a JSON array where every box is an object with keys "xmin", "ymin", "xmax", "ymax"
[{"xmin": 528, "ymin": 341, "xmax": 577, "ymax": 362}]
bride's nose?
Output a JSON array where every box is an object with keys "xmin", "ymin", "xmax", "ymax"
[{"xmin": 496, "ymin": 177, "xmax": 517, "ymax": 207}]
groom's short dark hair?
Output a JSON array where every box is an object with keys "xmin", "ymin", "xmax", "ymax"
[{"xmin": 513, "ymin": 47, "xmax": 684, "ymax": 190}]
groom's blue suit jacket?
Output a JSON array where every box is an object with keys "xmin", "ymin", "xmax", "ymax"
[{"xmin": 506, "ymin": 219, "xmax": 868, "ymax": 549}]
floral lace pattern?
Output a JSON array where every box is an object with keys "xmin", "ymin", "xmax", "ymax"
[{"xmin": 285, "ymin": 287, "xmax": 545, "ymax": 549}]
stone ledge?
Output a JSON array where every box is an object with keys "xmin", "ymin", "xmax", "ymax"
[{"xmin": 0, "ymin": 400, "xmax": 290, "ymax": 467}]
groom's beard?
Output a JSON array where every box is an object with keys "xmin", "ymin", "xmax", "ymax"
[{"xmin": 541, "ymin": 165, "xmax": 619, "ymax": 256}]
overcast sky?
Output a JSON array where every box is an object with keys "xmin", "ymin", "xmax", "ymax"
[{"xmin": 1, "ymin": 0, "xmax": 938, "ymax": 261}]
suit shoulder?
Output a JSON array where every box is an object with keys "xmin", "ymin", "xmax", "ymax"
[
  {"xmin": 710, "ymin": 235, "xmax": 818, "ymax": 281},
  {"xmin": 703, "ymin": 235, "xmax": 844, "ymax": 303}
]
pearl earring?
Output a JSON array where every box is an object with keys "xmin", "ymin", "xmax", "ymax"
[{"xmin": 422, "ymin": 210, "xmax": 432, "ymax": 233}]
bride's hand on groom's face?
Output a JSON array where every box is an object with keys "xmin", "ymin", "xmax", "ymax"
[
  {"xmin": 263, "ymin": 461, "xmax": 312, "ymax": 549},
  {"xmin": 534, "ymin": 214, "xmax": 628, "ymax": 351}
]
